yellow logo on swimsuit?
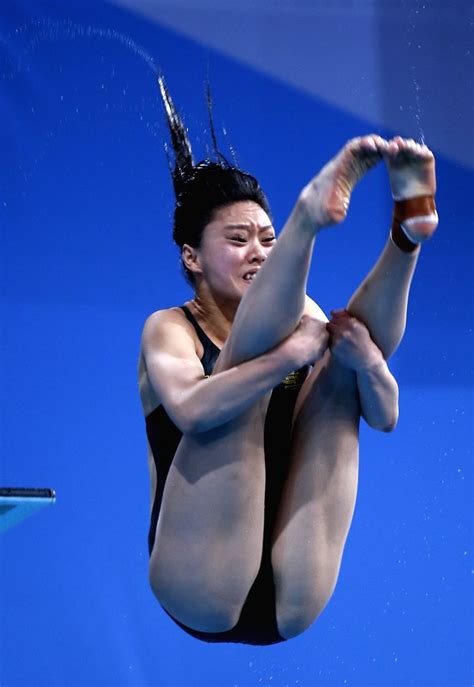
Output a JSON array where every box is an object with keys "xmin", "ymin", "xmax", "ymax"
[{"xmin": 282, "ymin": 369, "xmax": 306, "ymax": 389}]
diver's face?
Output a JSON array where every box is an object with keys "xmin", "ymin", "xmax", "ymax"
[{"xmin": 195, "ymin": 201, "xmax": 275, "ymax": 301}]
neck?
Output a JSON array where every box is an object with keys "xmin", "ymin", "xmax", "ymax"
[{"xmin": 188, "ymin": 288, "xmax": 239, "ymax": 345}]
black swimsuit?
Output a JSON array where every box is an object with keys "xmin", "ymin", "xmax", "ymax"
[{"xmin": 145, "ymin": 305, "xmax": 310, "ymax": 645}]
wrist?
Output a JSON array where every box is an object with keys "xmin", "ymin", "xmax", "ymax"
[
  {"xmin": 354, "ymin": 348, "xmax": 386, "ymax": 375},
  {"xmin": 276, "ymin": 336, "xmax": 306, "ymax": 374}
]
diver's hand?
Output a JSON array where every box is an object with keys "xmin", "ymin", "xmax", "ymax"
[
  {"xmin": 284, "ymin": 315, "xmax": 330, "ymax": 368},
  {"xmin": 326, "ymin": 309, "xmax": 384, "ymax": 371}
]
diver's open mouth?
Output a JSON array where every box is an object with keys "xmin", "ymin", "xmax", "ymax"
[{"xmin": 242, "ymin": 270, "xmax": 259, "ymax": 281}]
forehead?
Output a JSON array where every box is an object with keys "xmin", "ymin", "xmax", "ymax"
[{"xmin": 209, "ymin": 201, "xmax": 271, "ymax": 228}]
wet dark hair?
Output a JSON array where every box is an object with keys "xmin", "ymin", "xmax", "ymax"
[{"xmin": 158, "ymin": 76, "xmax": 272, "ymax": 284}]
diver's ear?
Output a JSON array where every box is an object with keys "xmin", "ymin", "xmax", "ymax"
[{"xmin": 182, "ymin": 244, "xmax": 203, "ymax": 276}]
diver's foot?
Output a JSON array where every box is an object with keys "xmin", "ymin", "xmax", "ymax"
[
  {"xmin": 300, "ymin": 135, "xmax": 385, "ymax": 229},
  {"xmin": 385, "ymin": 137, "xmax": 438, "ymax": 244}
]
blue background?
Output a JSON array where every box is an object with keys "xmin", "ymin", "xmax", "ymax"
[{"xmin": 0, "ymin": 1, "xmax": 472, "ymax": 686}]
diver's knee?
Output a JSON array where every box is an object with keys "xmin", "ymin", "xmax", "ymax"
[
  {"xmin": 151, "ymin": 581, "xmax": 242, "ymax": 633},
  {"xmin": 149, "ymin": 558, "xmax": 245, "ymax": 633},
  {"xmin": 276, "ymin": 589, "xmax": 335, "ymax": 640},
  {"xmin": 274, "ymin": 560, "xmax": 339, "ymax": 640}
]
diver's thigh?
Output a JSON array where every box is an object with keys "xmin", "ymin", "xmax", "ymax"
[
  {"xmin": 149, "ymin": 399, "xmax": 270, "ymax": 633},
  {"xmin": 272, "ymin": 355, "xmax": 360, "ymax": 639}
]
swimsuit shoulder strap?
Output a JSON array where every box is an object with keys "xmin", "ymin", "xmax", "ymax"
[
  {"xmin": 180, "ymin": 306, "xmax": 221, "ymax": 379},
  {"xmin": 180, "ymin": 304, "xmax": 213, "ymax": 350}
]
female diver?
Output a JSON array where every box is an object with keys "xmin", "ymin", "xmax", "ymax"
[{"xmin": 138, "ymin": 78, "xmax": 438, "ymax": 645}]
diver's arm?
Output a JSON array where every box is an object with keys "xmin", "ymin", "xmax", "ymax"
[
  {"xmin": 327, "ymin": 310, "xmax": 399, "ymax": 432},
  {"xmin": 141, "ymin": 309, "xmax": 328, "ymax": 434},
  {"xmin": 356, "ymin": 361, "xmax": 399, "ymax": 432}
]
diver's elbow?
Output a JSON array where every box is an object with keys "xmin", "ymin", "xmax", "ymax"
[
  {"xmin": 178, "ymin": 405, "xmax": 214, "ymax": 435},
  {"xmin": 167, "ymin": 401, "xmax": 200, "ymax": 435},
  {"xmin": 380, "ymin": 408, "xmax": 399, "ymax": 433},
  {"xmin": 381, "ymin": 417, "xmax": 398, "ymax": 433},
  {"xmin": 366, "ymin": 409, "xmax": 399, "ymax": 433}
]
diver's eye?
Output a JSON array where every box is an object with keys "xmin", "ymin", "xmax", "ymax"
[
  {"xmin": 231, "ymin": 236, "xmax": 247, "ymax": 243},
  {"xmin": 263, "ymin": 236, "xmax": 276, "ymax": 243}
]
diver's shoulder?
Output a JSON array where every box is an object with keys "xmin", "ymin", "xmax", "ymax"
[
  {"xmin": 142, "ymin": 305, "xmax": 187, "ymax": 331},
  {"xmin": 141, "ymin": 304, "xmax": 201, "ymax": 353}
]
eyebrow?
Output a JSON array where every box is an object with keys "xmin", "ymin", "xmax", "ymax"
[{"xmin": 224, "ymin": 223, "xmax": 274, "ymax": 231}]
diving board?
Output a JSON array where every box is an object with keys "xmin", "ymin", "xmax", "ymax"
[{"xmin": 0, "ymin": 488, "xmax": 56, "ymax": 533}]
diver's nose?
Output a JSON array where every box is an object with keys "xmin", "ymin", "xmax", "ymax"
[{"xmin": 248, "ymin": 240, "xmax": 267, "ymax": 264}]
